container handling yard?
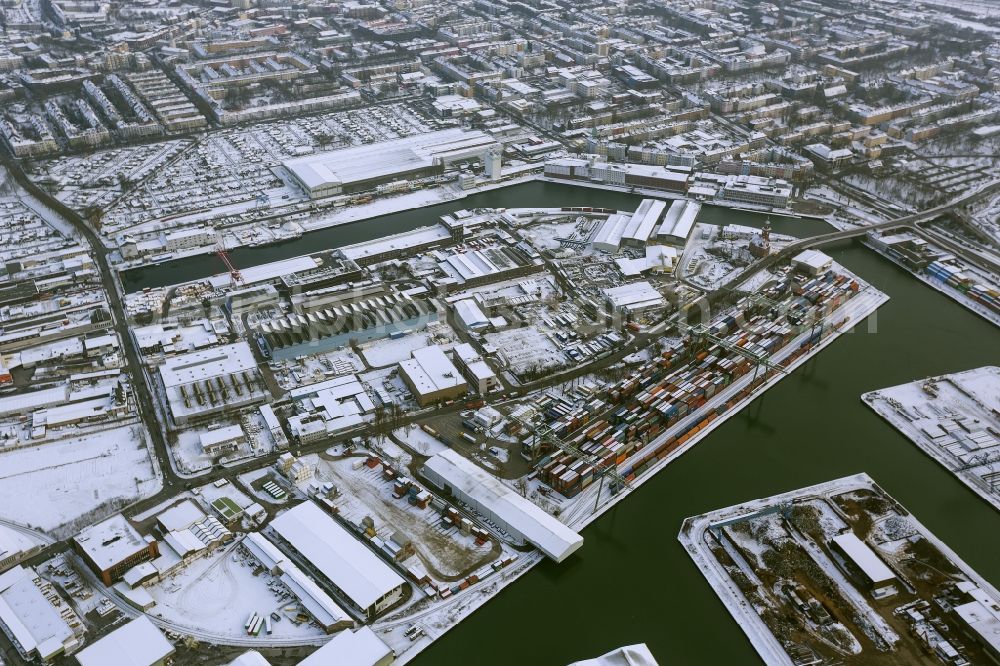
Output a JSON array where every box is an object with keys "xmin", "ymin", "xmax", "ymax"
[{"xmin": 3, "ymin": 0, "xmax": 1000, "ymax": 662}]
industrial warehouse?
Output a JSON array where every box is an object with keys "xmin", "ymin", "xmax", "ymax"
[
  {"xmin": 269, "ymin": 501, "xmax": 407, "ymax": 619},
  {"xmin": 283, "ymin": 128, "xmax": 498, "ymax": 198},
  {"xmin": 5, "ymin": 2, "xmax": 1000, "ymax": 661}
]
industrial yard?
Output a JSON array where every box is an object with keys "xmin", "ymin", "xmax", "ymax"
[
  {"xmin": 863, "ymin": 367, "xmax": 1000, "ymax": 513},
  {"xmin": 1, "ymin": 0, "xmax": 1000, "ymax": 664},
  {"xmin": 681, "ymin": 474, "xmax": 1000, "ymax": 666}
]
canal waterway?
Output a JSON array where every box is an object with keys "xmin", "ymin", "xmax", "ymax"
[
  {"xmin": 417, "ymin": 230, "xmax": 1000, "ymax": 666},
  {"xmin": 125, "ymin": 181, "xmax": 999, "ymax": 664},
  {"xmin": 119, "ymin": 181, "xmax": 820, "ymax": 293}
]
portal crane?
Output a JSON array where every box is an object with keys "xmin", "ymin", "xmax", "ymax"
[
  {"xmin": 514, "ymin": 414, "xmax": 631, "ymax": 513},
  {"xmin": 216, "ymin": 240, "xmax": 245, "ymax": 287}
]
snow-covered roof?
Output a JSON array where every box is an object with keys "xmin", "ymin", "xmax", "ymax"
[
  {"xmin": 792, "ymin": 249, "xmax": 832, "ymax": 271},
  {"xmin": 399, "ymin": 345, "xmax": 467, "ymax": 397},
  {"xmin": 0, "ymin": 524, "xmax": 37, "ymax": 564},
  {"xmin": 592, "ymin": 213, "xmax": 631, "ymax": 251},
  {"xmin": 953, "ymin": 584, "xmax": 1000, "ymax": 654},
  {"xmin": 422, "ymin": 449, "xmax": 583, "ymax": 563},
  {"xmin": 657, "ymin": 199, "xmax": 701, "ymax": 243},
  {"xmin": 156, "ymin": 500, "xmax": 207, "ymax": 532},
  {"xmin": 75, "ymin": 616, "xmax": 174, "ymax": 666},
  {"xmin": 200, "ymin": 424, "xmax": 246, "ymax": 448},
  {"xmin": 158, "ymin": 342, "xmax": 257, "ymax": 388},
  {"xmin": 283, "ymin": 128, "xmax": 493, "ymax": 192},
  {"xmin": 228, "ymin": 651, "xmax": 272, "ymax": 666},
  {"xmin": 569, "ymin": 643, "xmax": 660, "ymax": 666},
  {"xmin": 622, "ymin": 199, "xmax": 666, "ymax": 245},
  {"xmin": 297, "ymin": 626, "xmax": 393, "ymax": 666},
  {"xmin": 454, "ymin": 298, "xmax": 489, "ymax": 329},
  {"xmin": 831, "ymin": 532, "xmax": 894, "ymax": 584},
  {"xmin": 270, "ymin": 502, "xmax": 404, "ymax": 612},
  {"xmin": 242, "ymin": 532, "xmax": 352, "ymax": 629},
  {"xmin": 602, "ymin": 282, "xmax": 666, "ymax": 311},
  {"xmin": 74, "ymin": 514, "xmax": 148, "ymax": 571},
  {"xmin": 0, "ymin": 566, "xmax": 75, "ymax": 661}
]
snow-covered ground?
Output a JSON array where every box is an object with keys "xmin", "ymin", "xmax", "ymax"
[
  {"xmin": 0, "ymin": 425, "xmax": 160, "ymax": 536},
  {"xmin": 863, "ymin": 366, "xmax": 1000, "ymax": 512},
  {"xmin": 146, "ymin": 541, "xmax": 328, "ymax": 643},
  {"xmin": 393, "ymin": 425, "xmax": 449, "ymax": 457},
  {"xmin": 679, "ymin": 473, "xmax": 1000, "ymax": 665}
]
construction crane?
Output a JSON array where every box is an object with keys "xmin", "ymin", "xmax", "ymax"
[
  {"xmin": 216, "ymin": 240, "xmax": 245, "ymax": 288},
  {"xmin": 513, "ymin": 413, "xmax": 631, "ymax": 513},
  {"xmin": 690, "ymin": 325, "xmax": 787, "ymax": 382}
]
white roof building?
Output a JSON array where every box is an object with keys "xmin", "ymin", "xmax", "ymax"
[
  {"xmin": 592, "ymin": 213, "xmax": 632, "ymax": 253},
  {"xmin": 297, "ymin": 626, "xmax": 394, "ymax": 666},
  {"xmin": 0, "ymin": 566, "xmax": 84, "ymax": 662},
  {"xmin": 621, "ymin": 199, "xmax": 666, "ymax": 246},
  {"xmin": 158, "ymin": 342, "xmax": 266, "ymax": 423},
  {"xmin": 74, "ymin": 514, "xmax": 150, "ymax": 579},
  {"xmin": 74, "ymin": 616, "xmax": 174, "ymax": 666},
  {"xmin": 399, "ymin": 345, "xmax": 468, "ymax": 405},
  {"xmin": 453, "ymin": 299, "xmax": 490, "ymax": 331},
  {"xmin": 602, "ymin": 282, "xmax": 667, "ymax": 314},
  {"xmin": 656, "ymin": 199, "xmax": 701, "ymax": 246},
  {"xmin": 422, "ymin": 449, "xmax": 583, "ymax": 563},
  {"xmin": 0, "ymin": 525, "xmax": 40, "ymax": 572},
  {"xmin": 792, "ymin": 249, "xmax": 833, "ymax": 275},
  {"xmin": 156, "ymin": 500, "xmax": 207, "ymax": 533},
  {"xmin": 569, "ymin": 643, "xmax": 659, "ymax": 666},
  {"xmin": 831, "ymin": 532, "xmax": 895, "ymax": 587},
  {"xmin": 228, "ymin": 651, "xmax": 272, "ymax": 666},
  {"xmin": 953, "ymin": 583, "xmax": 1000, "ymax": 656},
  {"xmin": 270, "ymin": 502, "xmax": 406, "ymax": 617},
  {"xmin": 283, "ymin": 128, "xmax": 495, "ymax": 197}
]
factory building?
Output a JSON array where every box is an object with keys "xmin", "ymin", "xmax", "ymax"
[
  {"xmin": 74, "ymin": 616, "xmax": 175, "ymax": 666},
  {"xmin": 656, "ymin": 200, "xmax": 702, "ymax": 246},
  {"xmin": 621, "ymin": 199, "xmax": 667, "ymax": 248},
  {"xmin": 399, "ymin": 345, "xmax": 468, "ymax": 407},
  {"xmin": 270, "ymin": 501, "xmax": 406, "ymax": 619},
  {"xmin": 284, "ymin": 128, "xmax": 497, "ymax": 198},
  {"xmin": 792, "ymin": 249, "xmax": 833, "ymax": 276},
  {"xmin": 73, "ymin": 514, "xmax": 159, "ymax": 586},
  {"xmin": 241, "ymin": 532, "xmax": 353, "ymax": 633},
  {"xmin": 199, "ymin": 424, "xmax": 245, "ymax": 457},
  {"xmin": 452, "ymin": 343, "xmax": 500, "ymax": 394},
  {"xmin": 297, "ymin": 626, "xmax": 394, "ymax": 666},
  {"xmin": 157, "ymin": 342, "xmax": 268, "ymax": 424},
  {"xmin": 830, "ymin": 532, "xmax": 895, "ymax": 591},
  {"xmin": 0, "ymin": 566, "xmax": 86, "ymax": 663},
  {"xmin": 0, "ymin": 525, "xmax": 43, "ymax": 572},
  {"xmin": 422, "ymin": 449, "xmax": 583, "ymax": 563},
  {"xmin": 602, "ymin": 282, "xmax": 668, "ymax": 316},
  {"xmin": 950, "ymin": 582, "xmax": 1000, "ymax": 662}
]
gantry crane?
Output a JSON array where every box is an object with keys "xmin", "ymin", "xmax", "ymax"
[
  {"xmin": 513, "ymin": 413, "xmax": 632, "ymax": 513},
  {"xmin": 690, "ymin": 325, "xmax": 787, "ymax": 382}
]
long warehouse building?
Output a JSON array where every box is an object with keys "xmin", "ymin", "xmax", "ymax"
[
  {"xmin": 284, "ymin": 128, "xmax": 497, "ymax": 198},
  {"xmin": 270, "ymin": 501, "xmax": 406, "ymax": 619},
  {"xmin": 421, "ymin": 449, "xmax": 583, "ymax": 563}
]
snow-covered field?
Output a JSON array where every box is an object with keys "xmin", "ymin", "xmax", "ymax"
[
  {"xmin": 146, "ymin": 542, "xmax": 328, "ymax": 643},
  {"xmin": 0, "ymin": 425, "xmax": 160, "ymax": 535}
]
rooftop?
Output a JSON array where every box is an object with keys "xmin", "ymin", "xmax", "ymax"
[
  {"xmin": 74, "ymin": 616, "xmax": 173, "ymax": 666},
  {"xmin": 270, "ymin": 501, "xmax": 405, "ymax": 611},
  {"xmin": 423, "ymin": 449, "xmax": 583, "ymax": 563}
]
